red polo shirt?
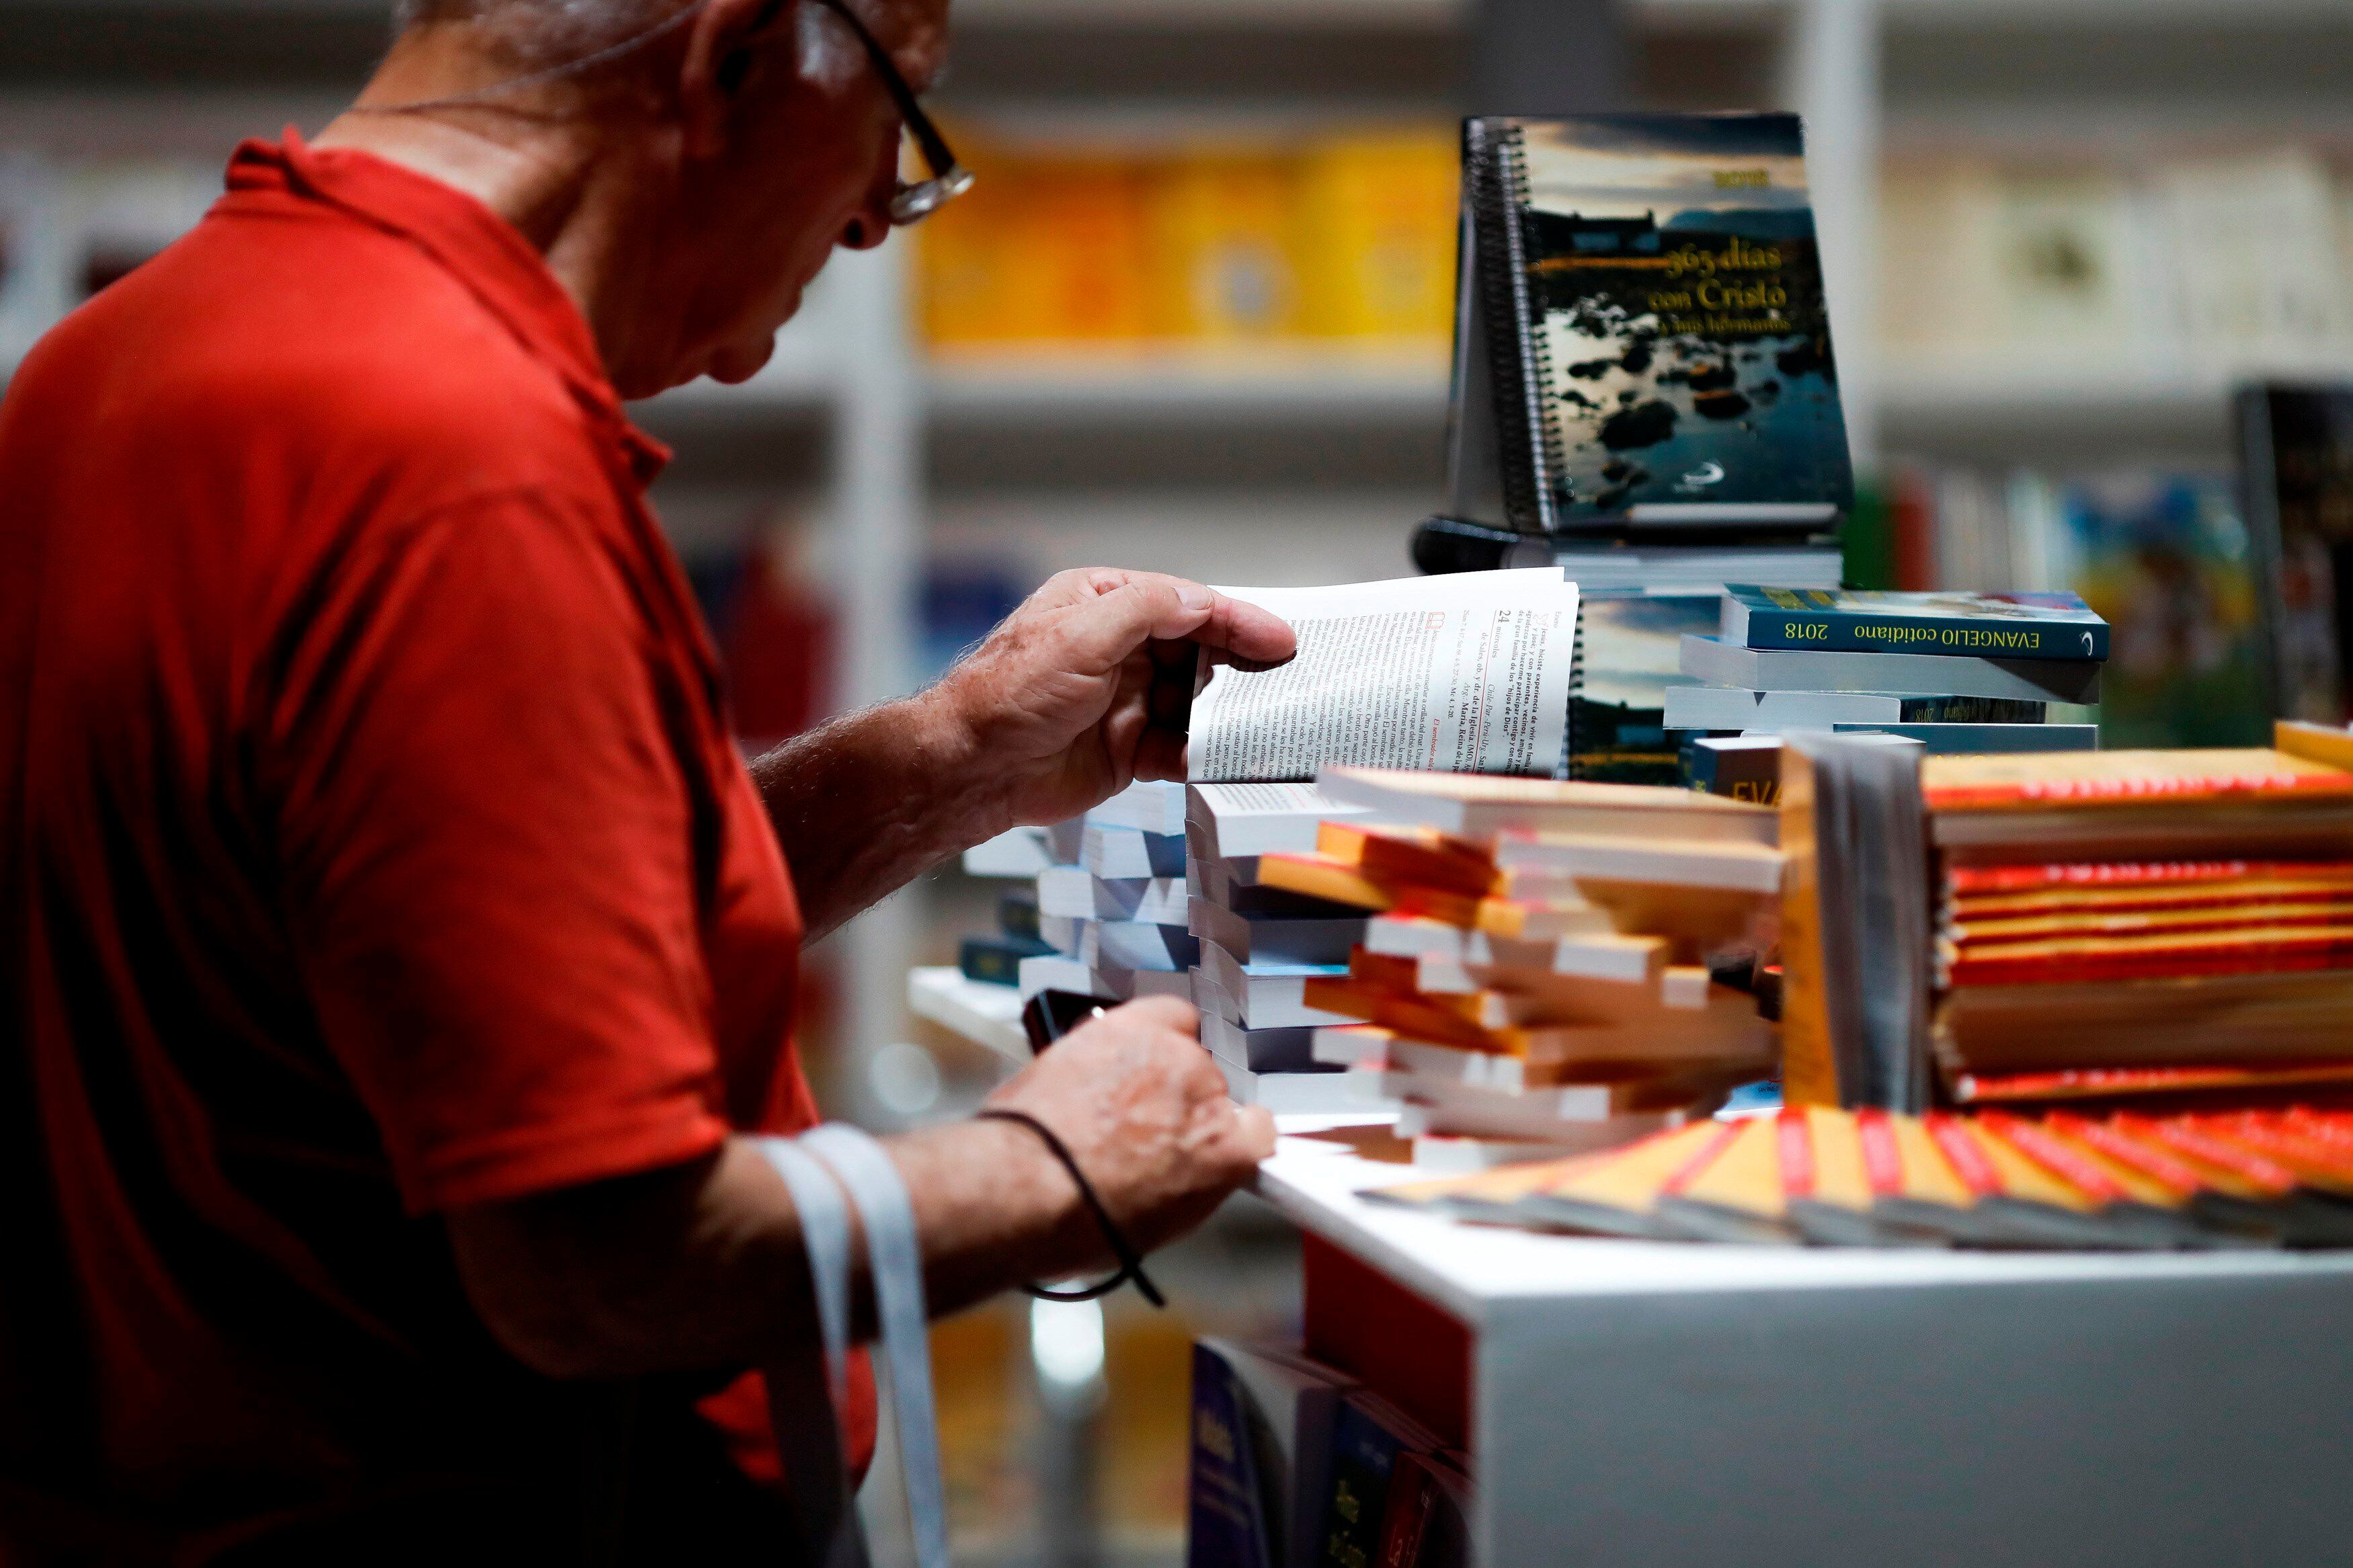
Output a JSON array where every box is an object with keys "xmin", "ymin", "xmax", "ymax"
[{"xmin": 0, "ymin": 132, "xmax": 863, "ymax": 1561}]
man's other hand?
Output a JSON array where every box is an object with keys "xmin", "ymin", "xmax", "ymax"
[
  {"xmin": 985, "ymin": 995, "xmax": 1275, "ymax": 1261},
  {"xmin": 928, "ymin": 569, "xmax": 1295, "ymax": 830}
]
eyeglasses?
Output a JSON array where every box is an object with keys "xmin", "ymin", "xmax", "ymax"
[{"xmin": 798, "ymin": 0, "xmax": 973, "ymax": 226}]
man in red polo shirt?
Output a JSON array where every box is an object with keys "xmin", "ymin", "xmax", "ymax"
[{"xmin": 0, "ymin": 0, "xmax": 1295, "ymax": 1559}]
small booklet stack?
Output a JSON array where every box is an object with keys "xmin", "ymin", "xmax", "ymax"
[
  {"xmin": 1245, "ymin": 767, "xmax": 1782, "ymax": 1159},
  {"xmin": 1372, "ymin": 1103, "xmax": 2353, "ymax": 1250},
  {"xmin": 1672, "ymin": 587, "xmax": 2108, "ymax": 759},
  {"xmin": 960, "ymin": 780, "xmax": 1195, "ymax": 1006}
]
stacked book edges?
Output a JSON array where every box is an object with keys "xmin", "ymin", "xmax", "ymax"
[
  {"xmin": 956, "ymin": 780, "xmax": 1197, "ymax": 1004},
  {"xmin": 1373, "ymin": 1104, "xmax": 2353, "ymax": 1250},
  {"xmin": 1673, "ymin": 587, "xmax": 2109, "ymax": 759},
  {"xmin": 1784, "ymin": 727, "xmax": 2353, "ymax": 1113},
  {"xmin": 1931, "ymin": 737, "xmax": 2353, "ymax": 1104},
  {"xmin": 1185, "ymin": 782, "xmax": 1393, "ymax": 1112},
  {"xmin": 1255, "ymin": 767, "xmax": 1784, "ymax": 1148}
]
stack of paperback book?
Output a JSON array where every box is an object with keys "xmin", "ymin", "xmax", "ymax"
[
  {"xmin": 1672, "ymin": 587, "xmax": 2108, "ymax": 761},
  {"xmin": 1785, "ymin": 725, "xmax": 2353, "ymax": 1112},
  {"xmin": 1371, "ymin": 1103, "xmax": 2353, "ymax": 1250},
  {"xmin": 1244, "ymin": 767, "xmax": 1782, "ymax": 1159},
  {"xmin": 1183, "ymin": 783, "xmax": 1393, "ymax": 1111}
]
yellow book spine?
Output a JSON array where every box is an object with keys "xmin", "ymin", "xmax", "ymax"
[{"xmin": 1775, "ymin": 744, "xmax": 1842, "ymax": 1107}]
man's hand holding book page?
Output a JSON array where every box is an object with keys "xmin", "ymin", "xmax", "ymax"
[{"xmin": 1189, "ymin": 569, "xmax": 1581, "ymax": 783}]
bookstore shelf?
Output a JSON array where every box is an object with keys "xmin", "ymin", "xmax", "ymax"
[
  {"xmin": 925, "ymin": 349, "xmax": 1451, "ymax": 423},
  {"xmin": 1875, "ymin": 361, "xmax": 2325, "ymax": 448}
]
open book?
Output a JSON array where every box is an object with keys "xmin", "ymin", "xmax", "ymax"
[{"xmin": 1189, "ymin": 569, "xmax": 1580, "ymax": 784}]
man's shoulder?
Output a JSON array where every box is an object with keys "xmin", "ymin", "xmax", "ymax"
[{"xmin": 26, "ymin": 203, "xmax": 603, "ymax": 497}]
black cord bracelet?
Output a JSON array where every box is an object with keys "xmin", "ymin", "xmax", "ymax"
[{"xmin": 977, "ymin": 1108, "xmax": 1166, "ymax": 1309}]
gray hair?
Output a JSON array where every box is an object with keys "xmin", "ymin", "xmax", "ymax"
[
  {"xmin": 391, "ymin": 0, "xmax": 862, "ymax": 85},
  {"xmin": 391, "ymin": 0, "xmax": 699, "ymax": 69}
]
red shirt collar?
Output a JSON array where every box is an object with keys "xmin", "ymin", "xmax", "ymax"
[{"xmin": 227, "ymin": 128, "xmax": 672, "ymax": 489}]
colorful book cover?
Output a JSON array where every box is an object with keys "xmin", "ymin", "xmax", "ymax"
[
  {"xmin": 1295, "ymin": 130, "xmax": 1459, "ymax": 343},
  {"xmin": 1921, "ymin": 747, "xmax": 2353, "ymax": 812},
  {"xmin": 1720, "ymin": 585, "xmax": 2109, "ymax": 661},
  {"xmin": 1505, "ymin": 114, "xmax": 1853, "ymax": 524},
  {"xmin": 2055, "ymin": 472, "xmax": 2267, "ymax": 747}
]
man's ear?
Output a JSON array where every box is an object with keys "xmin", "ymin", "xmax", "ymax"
[{"xmin": 678, "ymin": 0, "xmax": 787, "ymax": 158}]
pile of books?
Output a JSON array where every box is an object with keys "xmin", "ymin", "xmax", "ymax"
[
  {"xmin": 958, "ymin": 780, "xmax": 1195, "ymax": 1007},
  {"xmin": 1671, "ymin": 588, "xmax": 2108, "ymax": 775},
  {"xmin": 1247, "ymin": 768, "xmax": 1782, "ymax": 1161},
  {"xmin": 1785, "ymin": 727, "xmax": 2353, "ymax": 1114},
  {"xmin": 1185, "ymin": 783, "xmax": 1394, "ymax": 1112},
  {"xmin": 1190, "ymin": 1339, "xmax": 1468, "ymax": 1568},
  {"xmin": 1374, "ymin": 1104, "xmax": 2353, "ymax": 1251}
]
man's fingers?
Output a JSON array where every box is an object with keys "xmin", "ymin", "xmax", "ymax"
[
  {"xmin": 1107, "ymin": 994, "xmax": 1198, "ymax": 1034},
  {"xmin": 1231, "ymin": 1104, "xmax": 1277, "ymax": 1161},
  {"xmin": 1176, "ymin": 586, "xmax": 1296, "ymax": 667},
  {"xmin": 1055, "ymin": 575, "xmax": 1296, "ymax": 675}
]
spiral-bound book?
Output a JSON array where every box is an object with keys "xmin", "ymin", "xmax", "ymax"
[{"xmin": 1444, "ymin": 114, "xmax": 1854, "ymax": 538}]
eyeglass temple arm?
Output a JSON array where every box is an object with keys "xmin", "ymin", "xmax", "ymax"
[{"xmin": 803, "ymin": 0, "xmax": 963, "ymax": 177}]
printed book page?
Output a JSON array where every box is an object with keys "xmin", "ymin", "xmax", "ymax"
[{"xmin": 1191, "ymin": 569, "xmax": 1579, "ymax": 784}]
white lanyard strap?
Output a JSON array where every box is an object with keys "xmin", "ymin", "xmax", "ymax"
[
  {"xmin": 754, "ymin": 1137, "xmax": 868, "ymax": 1568},
  {"xmin": 801, "ymin": 1124, "xmax": 952, "ymax": 1568}
]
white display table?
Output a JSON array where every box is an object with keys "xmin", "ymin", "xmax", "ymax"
[
  {"xmin": 909, "ymin": 966, "xmax": 2353, "ymax": 1565},
  {"xmin": 1257, "ymin": 1131, "xmax": 2353, "ymax": 1568}
]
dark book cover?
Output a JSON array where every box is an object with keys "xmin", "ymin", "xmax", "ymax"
[
  {"xmin": 1187, "ymin": 1343, "xmax": 1275, "ymax": 1568},
  {"xmin": 2239, "ymin": 383, "xmax": 2353, "ymax": 725},
  {"xmin": 1497, "ymin": 113, "xmax": 1852, "ymax": 530},
  {"xmin": 958, "ymin": 934, "xmax": 1051, "ymax": 987},
  {"xmin": 997, "ymin": 886, "xmax": 1042, "ymax": 943},
  {"xmin": 1681, "ymin": 735, "xmax": 1782, "ymax": 804},
  {"xmin": 1316, "ymin": 1397, "xmax": 1413, "ymax": 1568}
]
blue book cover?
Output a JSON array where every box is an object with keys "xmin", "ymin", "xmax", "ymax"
[
  {"xmin": 1722, "ymin": 585, "xmax": 2111, "ymax": 661},
  {"xmin": 1187, "ymin": 1343, "xmax": 1275, "ymax": 1568}
]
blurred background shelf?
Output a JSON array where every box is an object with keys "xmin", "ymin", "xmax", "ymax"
[{"xmin": 926, "ymin": 347, "xmax": 1450, "ymax": 422}]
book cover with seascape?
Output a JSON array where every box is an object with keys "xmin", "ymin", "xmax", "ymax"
[
  {"xmin": 1449, "ymin": 114, "xmax": 1853, "ymax": 537},
  {"xmin": 1570, "ymin": 593, "xmax": 1720, "ymax": 786}
]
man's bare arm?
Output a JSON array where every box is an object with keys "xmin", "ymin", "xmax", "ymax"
[
  {"xmin": 444, "ymin": 998, "xmax": 1272, "ymax": 1380},
  {"xmin": 749, "ymin": 694, "xmax": 997, "ymax": 943},
  {"xmin": 751, "ymin": 570, "xmax": 1295, "ymax": 938}
]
